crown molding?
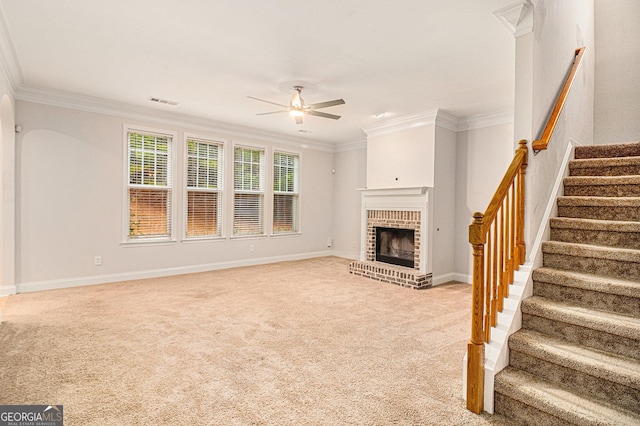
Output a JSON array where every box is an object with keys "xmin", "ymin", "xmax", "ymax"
[
  {"xmin": 17, "ymin": 82, "xmax": 514, "ymax": 153},
  {"xmin": 15, "ymin": 85, "xmax": 338, "ymax": 153},
  {"xmin": 493, "ymin": 1, "xmax": 534, "ymax": 38},
  {"xmin": 362, "ymin": 109, "xmax": 458, "ymax": 138},
  {"xmin": 334, "ymin": 139, "xmax": 367, "ymax": 153},
  {"xmin": 358, "ymin": 106, "xmax": 514, "ymax": 142},
  {"xmin": 0, "ymin": 3, "xmax": 24, "ymax": 93},
  {"xmin": 457, "ymin": 108, "xmax": 514, "ymax": 131},
  {"xmin": 434, "ymin": 110, "xmax": 459, "ymax": 131}
]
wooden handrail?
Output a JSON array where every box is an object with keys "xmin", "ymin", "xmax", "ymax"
[
  {"xmin": 532, "ymin": 47, "xmax": 586, "ymax": 151},
  {"xmin": 466, "ymin": 140, "xmax": 528, "ymax": 414}
]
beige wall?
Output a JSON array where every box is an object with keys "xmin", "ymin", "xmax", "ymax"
[
  {"xmin": 16, "ymin": 101, "xmax": 335, "ymax": 290},
  {"xmin": 13, "ymin": 98, "xmax": 517, "ymax": 289},
  {"xmin": 454, "ymin": 123, "xmax": 514, "ymax": 280},
  {"xmin": 594, "ymin": 0, "xmax": 640, "ymax": 144},
  {"xmin": 366, "ymin": 125, "xmax": 435, "ymax": 189},
  {"xmin": 432, "ymin": 125, "xmax": 457, "ymax": 282},
  {"xmin": 331, "ymin": 146, "xmax": 366, "ymax": 260},
  {"xmin": 519, "ymin": 0, "xmax": 595, "ymax": 260}
]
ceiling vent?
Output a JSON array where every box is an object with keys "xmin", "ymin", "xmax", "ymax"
[{"xmin": 148, "ymin": 97, "xmax": 179, "ymax": 106}]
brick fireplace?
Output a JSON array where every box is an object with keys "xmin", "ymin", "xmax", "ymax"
[{"xmin": 349, "ymin": 187, "xmax": 433, "ymax": 289}]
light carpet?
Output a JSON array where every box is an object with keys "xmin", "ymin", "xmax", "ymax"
[{"xmin": 0, "ymin": 256, "xmax": 505, "ymax": 425}]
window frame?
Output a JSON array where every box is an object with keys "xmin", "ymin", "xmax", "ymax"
[
  {"xmin": 183, "ymin": 134, "xmax": 225, "ymax": 240},
  {"xmin": 272, "ymin": 150, "xmax": 301, "ymax": 235},
  {"xmin": 122, "ymin": 124, "xmax": 177, "ymax": 244},
  {"xmin": 232, "ymin": 143, "xmax": 266, "ymax": 238}
]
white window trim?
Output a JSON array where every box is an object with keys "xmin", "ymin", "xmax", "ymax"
[
  {"xmin": 183, "ymin": 132, "xmax": 227, "ymax": 241},
  {"xmin": 231, "ymin": 141, "xmax": 269, "ymax": 238},
  {"xmin": 121, "ymin": 124, "xmax": 177, "ymax": 245},
  {"xmin": 272, "ymin": 148, "xmax": 302, "ymax": 236}
]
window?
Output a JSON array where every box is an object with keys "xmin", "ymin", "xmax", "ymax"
[
  {"xmin": 233, "ymin": 146, "xmax": 265, "ymax": 236},
  {"xmin": 127, "ymin": 130, "xmax": 173, "ymax": 239},
  {"xmin": 186, "ymin": 139, "xmax": 223, "ymax": 238},
  {"xmin": 273, "ymin": 152, "xmax": 300, "ymax": 233}
]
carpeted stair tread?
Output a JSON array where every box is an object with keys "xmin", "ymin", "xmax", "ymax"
[
  {"xmin": 542, "ymin": 240, "xmax": 640, "ymax": 264},
  {"xmin": 542, "ymin": 240, "xmax": 640, "ymax": 281},
  {"xmin": 509, "ymin": 329, "xmax": 640, "ymax": 390},
  {"xmin": 564, "ymin": 175, "xmax": 640, "ymax": 186},
  {"xmin": 495, "ymin": 367, "xmax": 640, "ymax": 425},
  {"xmin": 550, "ymin": 217, "xmax": 640, "ymax": 233},
  {"xmin": 521, "ymin": 296, "xmax": 640, "ymax": 341},
  {"xmin": 575, "ymin": 141, "xmax": 640, "ymax": 159},
  {"xmin": 509, "ymin": 329, "xmax": 640, "ymax": 413},
  {"xmin": 557, "ymin": 196, "xmax": 640, "ymax": 207},
  {"xmin": 557, "ymin": 196, "xmax": 640, "ymax": 221},
  {"xmin": 533, "ymin": 266, "xmax": 640, "ymax": 299},
  {"xmin": 569, "ymin": 156, "xmax": 640, "ymax": 176},
  {"xmin": 549, "ymin": 217, "xmax": 640, "ymax": 249},
  {"xmin": 563, "ymin": 175, "xmax": 640, "ymax": 196}
]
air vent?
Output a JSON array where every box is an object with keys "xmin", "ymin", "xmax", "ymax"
[{"xmin": 148, "ymin": 97, "xmax": 179, "ymax": 106}]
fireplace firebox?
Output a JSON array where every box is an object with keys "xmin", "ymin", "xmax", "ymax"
[{"xmin": 375, "ymin": 227, "xmax": 415, "ymax": 268}]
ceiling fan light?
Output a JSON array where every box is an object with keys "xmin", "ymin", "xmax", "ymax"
[
  {"xmin": 289, "ymin": 109, "xmax": 304, "ymax": 117},
  {"xmin": 291, "ymin": 86, "xmax": 303, "ymax": 108}
]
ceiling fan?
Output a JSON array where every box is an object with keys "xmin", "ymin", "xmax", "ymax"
[{"xmin": 248, "ymin": 86, "xmax": 345, "ymax": 124}]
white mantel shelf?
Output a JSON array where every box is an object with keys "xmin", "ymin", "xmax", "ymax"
[{"xmin": 357, "ymin": 187, "xmax": 431, "ymax": 196}]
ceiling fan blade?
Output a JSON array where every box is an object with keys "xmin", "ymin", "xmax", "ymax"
[
  {"xmin": 256, "ymin": 110, "xmax": 287, "ymax": 115},
  {"xmin": 306, "ymin": 110, "xmax": 341, "ymax": 120},
  {"xmin": 295, "ymin": 115, "xmax": 303, "ymax": 125},
  {"xmin": 247, "ymin": 96, "xmax": 288, "ymax": 108},
  {"xmin": 306, "ymin": 99, "xmax": 345, "ymax": 109}
]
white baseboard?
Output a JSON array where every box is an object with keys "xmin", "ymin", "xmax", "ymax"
[
  {"xmin": 453, "ymin": 273, "xmax": 472, "ymax": 284},
  {"xmin": 432, "ymin": 273, "xmax": 453, "ymax": 285},
  {"xmin": 17, "ymin": 250, "xmax": 333, "ymax": 293},
  {"xmin": 432, "ymin": 272, "xmax": 472, "ymax": 286},
  {"xmin": 330, "ymin": 251, "xmax": 359, "ymax": 261},
  {"xmin": 432, "ymin": 273, "xmax": 454, "ymax": 286},
  {"xmin": 0, "ymin": 285, "xmax": 17, "ymax": 297}
]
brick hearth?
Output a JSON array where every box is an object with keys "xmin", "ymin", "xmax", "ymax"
[{"xmin": 349, "ymin": 261, "xmax": 432, "ymax": 289}]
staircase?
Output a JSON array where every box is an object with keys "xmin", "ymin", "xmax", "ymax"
[{"xmin": 494, "ymin": 142, "xmax": 640, "ymax": 425}]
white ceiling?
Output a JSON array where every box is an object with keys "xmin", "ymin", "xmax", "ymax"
[{"xmin": 0, "ymin": 0, "xmax": 516, "ymax": 145}]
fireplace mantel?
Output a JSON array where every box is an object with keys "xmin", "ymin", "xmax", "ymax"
[
  {"xmin": 357, "ymin": 186, "xmax": 433, "ymax": 275},
  {"xmin": 358, "ymin": 187, "xmax": 429, "ymax": 196}
]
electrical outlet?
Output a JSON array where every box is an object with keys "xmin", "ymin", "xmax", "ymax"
[
  {"xmin": 94, "ymin": 256, "xmax": 102, "ymax": 266},
  {"xmin": 249, "ymin": 244, "xmax": 255, "ymax": 252}
]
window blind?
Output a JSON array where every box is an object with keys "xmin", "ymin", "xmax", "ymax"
[
  {"xmin": 273, "ymin": 152, "xmax": 299, "ymax": 233},
  {"xmin": 186, "ymin": 139, "xmax": 223, "ymax": 237},
  {"xmin": 127, "ymin": 131, "xmax": 172, "ymax": 238},
  {"xmin": 233, "ymin": 146, "xmax": 264, "ymax": 235}
]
